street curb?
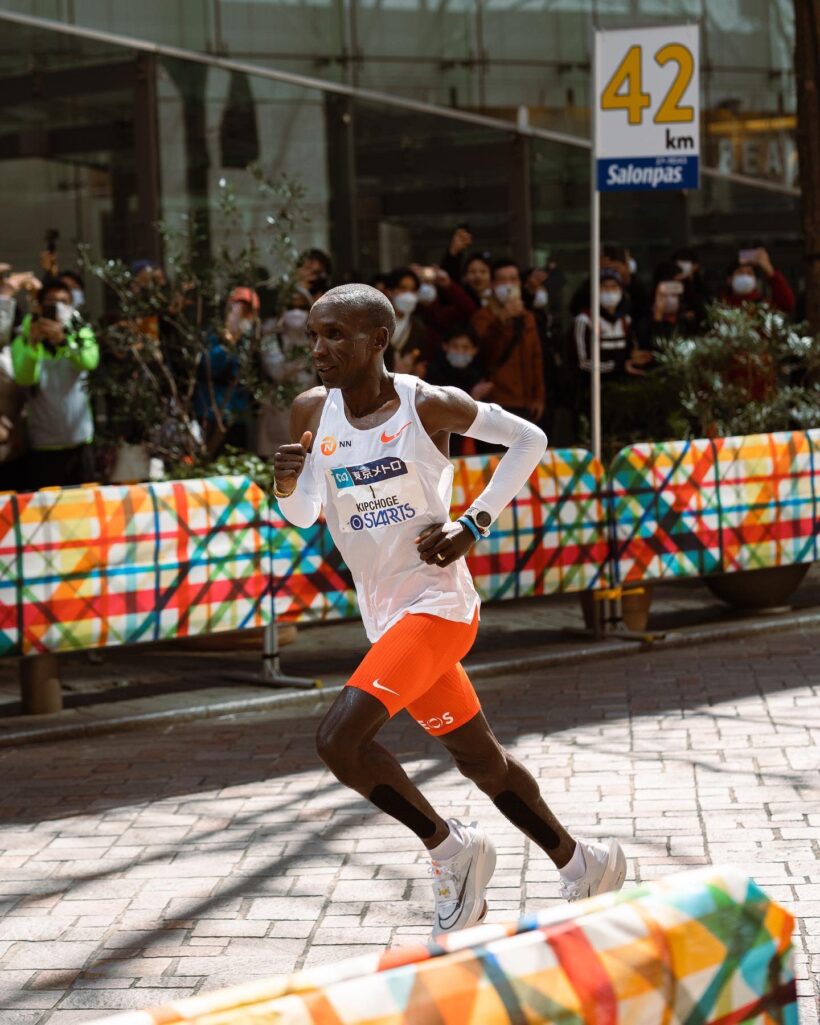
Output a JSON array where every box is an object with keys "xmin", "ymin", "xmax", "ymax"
[{"xmin": 1, "ymin": 607, "xmax": 819, "ymax": 748}]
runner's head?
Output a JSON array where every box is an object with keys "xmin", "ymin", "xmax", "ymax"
[{"xmin": 308, "ymin": 283, "xmax": 395, "ymax": 389}]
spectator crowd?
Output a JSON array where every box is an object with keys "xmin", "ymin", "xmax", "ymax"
[{"xmin": 0, "ymin": 226, "xmax": 801, "ymax": 491}]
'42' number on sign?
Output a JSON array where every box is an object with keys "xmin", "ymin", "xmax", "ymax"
[{"xmin": 601, "ymin": 44, "xmax": 694, "ymax": 125}]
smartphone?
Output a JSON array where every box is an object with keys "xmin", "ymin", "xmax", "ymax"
[
  {"xmin": 45, "ymin": 228, "xmax": 59, "ymax": 254},
  {"xmin": 738, "ymin": 248, "xmax": 758, "ymax": 264},
  {"xmin": 42, "ymin": 303, "xmax": 59, "ymax": 321},
  {"xmin": 420, "ymin": 266, "xmax": 436, "ymax": 282},
  {"xmin": 659, "ymin": 281, "xmax": 684, "ymax": 296}
]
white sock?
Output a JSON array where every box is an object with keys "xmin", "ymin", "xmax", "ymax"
[
  {"xmin": 558, "ymin": 841, "xmax": 586, "ymax": 881},
  {"xmin": 429, "ymin": 821, "xmax": 465, "ymax": 861}
]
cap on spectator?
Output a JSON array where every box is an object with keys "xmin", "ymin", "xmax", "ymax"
[{"xmin": 229, "ymin": 286, "xmax": 260, "ymax": 312}]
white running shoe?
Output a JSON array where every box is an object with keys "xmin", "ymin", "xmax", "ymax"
[
  {"xmin": 559, "ymin": 838, "xmax": 627, "ymax": 903},
  {"xmin": 430, "ymin": 819, "xmax": 497, "ymax": 939}
]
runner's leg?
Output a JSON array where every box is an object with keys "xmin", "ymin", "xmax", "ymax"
[
  {"xmin": 316, "ymin": 686, "xmax": 450, "ymax": 848},
  {"xmin": 435, "ymin": 710, "xmax": 576, "ymax": 869}
]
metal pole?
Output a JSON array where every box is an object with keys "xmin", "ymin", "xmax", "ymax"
[{"xmin": 590, "ymin": 29, "xmax": 602, "ymax": 463}]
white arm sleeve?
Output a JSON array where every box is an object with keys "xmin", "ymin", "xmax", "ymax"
[
  {"xmin": 276, "ymin": 453, "xmax": 322, "ymax": 528},
  {"xmin": 461, "ymin": 402, "xmax": 548, "ymax": 524}
]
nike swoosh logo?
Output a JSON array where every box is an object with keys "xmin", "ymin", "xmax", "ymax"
[
  {"xmin": 437, "ymin": 873, "xmax": 470, "ymax": 927},
  {"xmin": 380, "ymin": 421, "xmax": 412, "ymax": 444},
  {"xmin": 371, "ymin": 679, "xmax": 399, "ymax": 696}
]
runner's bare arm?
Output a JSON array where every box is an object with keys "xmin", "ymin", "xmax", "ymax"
[
  {"xmin": 414, "ymin": 383, "xmax": 547, "ymax": 566},
  {"xmin": 274, "ymin": 387, "xmax": 327, "ymax": 527}
]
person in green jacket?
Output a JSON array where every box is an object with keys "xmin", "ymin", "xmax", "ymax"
[{"xmin": 11, "ymin": 278, "xmax": 99, "ymax": 490}]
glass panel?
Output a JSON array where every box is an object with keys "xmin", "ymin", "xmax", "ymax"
[
  {"xmin": 352, "ymin": 98, "xmax": 516, "ymax": 275},
  {"xmin": 0, "ymin": 16, "xmax": 139, "ymax": 306}
]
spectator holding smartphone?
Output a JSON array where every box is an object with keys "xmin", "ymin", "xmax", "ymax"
[
  {"xmin": 471, "ymin": 258, "xmax": 545, "ymax": 427},
  {"xmin": 11, "ymin": 278, "xmax": 99, "ymax": 490},
  {"xmin": 721, "ymin": 247, "xmax": 795, "ymax": 315}
]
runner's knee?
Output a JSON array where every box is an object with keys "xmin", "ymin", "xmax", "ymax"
[
  {"xmin": 453, "ymin": 746, "xmax": 508, "ymax": 793},
  {"xmin": 316, "ymin": 720, "xmax": 356, "ymax": 779}
]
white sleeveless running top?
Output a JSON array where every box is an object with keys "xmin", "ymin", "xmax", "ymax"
[{"xmin": 309, "ymin": 374, "xmax": 479, "ymax": 642}]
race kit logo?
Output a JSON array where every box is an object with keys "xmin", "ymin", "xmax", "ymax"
[
  {"xmin": 331, "ymin": 457, "xmax": 418, "ymax": 531},
  {"xmin": 320, "ymin": 436, "xmax": 352, "ymax": 456},
  {"xmin": 417, "ymin": 713, "xmax": 455, "ymax": 732}
]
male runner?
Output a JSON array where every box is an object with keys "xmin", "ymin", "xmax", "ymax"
[{"xmin": 274, "ymin": 284, "xmax": 626, "ymax": 937}]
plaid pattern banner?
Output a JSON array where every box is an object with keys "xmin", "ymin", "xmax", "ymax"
[
  {"xmin": 271, "ymin": 448, "xmax": 610, "ymax": 624},
  {"xmin": 610, "ymin": 430, "xmax": 820, "ymax": 584},
  {"xmin": 0, "ymin": 476, "xmax": 270, "ymax": 657},
  {"xmin": 79, "ymin": 867, "xmax": 797, "ymax": 1025}
]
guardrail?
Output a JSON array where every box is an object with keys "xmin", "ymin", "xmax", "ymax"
[
  {"xmin": 77, "ymin": 867, "xmax": 798, "ymax": 1025},
  {"xmin": 0, "ymin": 475, "xmax": 270, "ymax": 658},
  {"xmin": 2, "ymin": 429, "xmax": 817, "ymax": 657}
]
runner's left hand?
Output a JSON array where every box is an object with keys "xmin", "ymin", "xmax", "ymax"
[{"xmin": 415, "ymin": 521, "xmax": 475, "ymax": 568}]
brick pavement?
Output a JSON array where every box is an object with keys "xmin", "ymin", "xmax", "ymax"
[{"xmin": 0, "ymin": 625, "xmax": 817, "ymax": 1024}]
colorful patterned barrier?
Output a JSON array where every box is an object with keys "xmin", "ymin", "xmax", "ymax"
[
  {"xmin": 610, "ymin": 429, "xmax": 820, "ymax": 584},
  {"xmin": 79, "ymin": 867, "xmax": 797, "ymax": 1025},
  {"xmin": 271, "ymin": 448, "xmax": 610, "ymax": 624},
  {"xmin": 0, "ymin": 476, "xmax": 270, "ymax": 657}
]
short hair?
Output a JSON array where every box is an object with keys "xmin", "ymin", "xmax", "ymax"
[
  {"xmin": 443, "ymin": 324, "xmax": 477, "ymax": 345},
  {"xmin": 465, "ymin": 253, "xmax": 492, "ymax": 270},
  {"xmin": 602, "ymin": 244, "xmax": 627, "ymax": 263},
  {"xmin": 384, "ymin": 267, "xmax": 420, "ymax": 291},
  {"xmin": 314, "ymin": 283, "xmax": 396, "ymax": 337},
  {"xmin": 653, "ymin": 260, "xmax": 682, "ymax": 285},
  {"xmin": 59, "ymin": 269, "xmax": 85, "ymax": 289},
  {"xmin": 38, "ymin": 276, "xmax": 70, "ymax": 304},
  {"xmin": 491, "ymin": 258, "xmax": 520, "ymax": 277},
  {"xmin": 300, "ymin": 248, "xmax": 332, "ymax": 276}
]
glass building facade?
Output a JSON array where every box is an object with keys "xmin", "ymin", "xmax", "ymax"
[{"xmin": 0, "ymin": 1, "xmax": 802, "ymax": 306}]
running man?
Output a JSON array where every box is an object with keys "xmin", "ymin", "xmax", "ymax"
[{"xmin": 274, "ymin": 284, "xmax": 626, "ymax": 937}]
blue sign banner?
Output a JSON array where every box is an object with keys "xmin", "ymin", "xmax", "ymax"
[{"xmin": 597, "ymin": 155, "xmax": 699, "ymax": 192}]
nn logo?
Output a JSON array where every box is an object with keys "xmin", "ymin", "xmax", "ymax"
[{"xmin": 321, "ymin": 436, "xmax": 352, "ymax": 455}]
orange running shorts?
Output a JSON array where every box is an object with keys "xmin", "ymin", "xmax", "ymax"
[{"xmin": 346, "ymin": 610, "xmax": 481, "ymax": 735}]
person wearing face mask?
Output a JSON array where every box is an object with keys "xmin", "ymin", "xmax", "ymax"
[
  {"xmin": 11, "ymin": 278, "xmax": 99, "ymax": 489},
  {"xmin": 384, "ymin": 267, "xmax": 441, "ymax": 377},
  {"xmin": 59, "ymin": 270, "xmax": 87, "ymax": 316},
  {"xmin": 195, "ymin": 286, "xmax": 259, "ymax": 452},
  {"xmin": 645, "ymin": 260, "xmax": 705, "ymax": 346},
  {"xmin": 257, "ymin": 296, "xmax": 318, "ymax": 458},
  {"xmin": 671, "ymin": 247, "xmax": 709, "ymax": 325},
  {"xmin": 411, "ymin": 264, "xmax": 478, "ymax": 339},
  {"xmin": 425, "ymin": 327, "xmax": 492, "ymax": 455},
  {"xmin": 470, "ymin": 259, "xmax": 545, "ymax": 432},
  {"xmin": 573, "ymin": 269, "xmax": 648, "ymax": 380},
  {"xmin": 720, "ymin": 248, "xmax": 795, "ymax": 315}
]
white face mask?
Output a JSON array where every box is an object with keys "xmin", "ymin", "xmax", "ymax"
[
  {"xmin": 532, "ymin": 287, "xmax": 548, "ymax": 309},
  {"xmin": 70, "ymin": 288, "xmax": 85, "ymax": 308},
  {"xmin": 393, "ymin": 291, "xmax": 418, "ymax": 316},
  {"xmin": 0, "ymin": 296, "xmax": 16, "ymax": 345},
  {"xmin": 494, "ymin": 284, "xmax": 517, "ymax": 303},
  {"xmin": 55, "ymin": 301, "xmax": 75, "ymax": 328},
  {"xmin": 446, "ymin": 350, "xmax": 474, "ymax": 369},
  {"xmin": 676, "ymin": 261, "xmax": 693, "ymax": 279},
  {"xmin": 732, "ymin": 273, "xmax": 757, "ymax": 296},
  {"xmin": 627, "ymin": 257, "xmax": 637, "ymax": 274},
  {"xmin": 600, "ymin": 289, "xmax": 622, "ymax": 309},
  {"xmin": 417, "ymin": 282, "xmax": 437, "ymax": 305},
  {"xmin": 238, "ymin": 318, "xmax": 255, "ymax": 335}
]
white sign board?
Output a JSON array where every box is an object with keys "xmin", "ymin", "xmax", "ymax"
[{"xmin": 595, "ymin": 24, "xmax": 700, "ymax": 192}]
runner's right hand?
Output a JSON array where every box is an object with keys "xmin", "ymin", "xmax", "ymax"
[{"xmin": 274, "ymin": 431, "xmax": 312, "ymax": 496}]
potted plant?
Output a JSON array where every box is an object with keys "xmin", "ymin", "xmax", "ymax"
[
  {"xmin": 81, "ymin": 166, "xmax": 310, "ymax": 480},
  {"xmin": 652, "ymin": 302, "xmax": 820, "ymax": 609}
]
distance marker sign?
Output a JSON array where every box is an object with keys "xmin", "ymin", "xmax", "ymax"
[{"xmin": 595, "ymin": 24, "xmax": 700, "ymax": 192}]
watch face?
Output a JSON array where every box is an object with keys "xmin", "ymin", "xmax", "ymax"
[{"xmin": 475, "ymin": 511, "xmax": 492, "ymax": 528}]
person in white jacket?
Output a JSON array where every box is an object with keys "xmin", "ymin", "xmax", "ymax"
[{"xmin": 274, "ymin": 283, "xmax": 626, "ymax": 938}]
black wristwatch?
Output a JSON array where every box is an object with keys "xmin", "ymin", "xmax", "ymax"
[{"xmin": 464, "ymin": 506, "xmax": 492, "ymax": 537}]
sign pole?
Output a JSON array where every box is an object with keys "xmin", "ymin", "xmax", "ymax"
[{"xmin": 590, "ymin": 28, "xmax": 601, "ymax": 462}]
